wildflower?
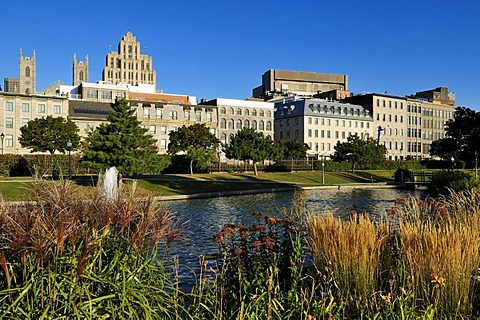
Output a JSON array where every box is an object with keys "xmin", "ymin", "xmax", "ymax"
[
  {"xmin": 307, "ymin": 315, "xmax": 316, "ymax": 320},
  {"xmin": 395, "ymin": 197, "xmax": 406, "ymax": 205},
  {"xmin": 213, "ymin": 232, "xmax": 225, "ymax": 244},
  {"xmin": 264, "ymin": 236, "xmax": 275, "ymax": 248},
  {"xmin": 265, "ymin": 216, "xmax": 279, "ymax": 225},
  {"xmin": 235, "ymin": 248, "xmax": 243, "ymax": 255},
  {"xmin": 380, "ymin": 293, "xmax": 391, "ymax": 303},
  {"xmin": 252, "ymin": 211, "xmax": 263, "ymax": 217},
  {"xmin": 240, "ymin": 230, "xmax": 249, "ymax": 238},
  {"xmin": 431, "ymin": 273, "xmax": 446, "ymax": 288},
  {"xmin": 237, "ymin": 222, "xmax": 244, "ymax": 229},
  {"xmin": 223, "ymin": 227, "xmax": 235, "ymax": 236},
  {"xmin": 253, "ymin": 240, "xmax": 262, "ymax": 250}
]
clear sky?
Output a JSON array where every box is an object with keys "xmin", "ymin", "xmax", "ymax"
[{"xmin": 2, "ymin": 0, "xmax": 480, "ymax": 110}]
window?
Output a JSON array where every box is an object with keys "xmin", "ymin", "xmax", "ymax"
[
  {"xmin": 266, "ymin": 121, "xmax": 272, "ymax": 131},
  {"xmin": 308, "ymin": 117, "xmax": 312, "ymax": 124},
  {"xmin": 229, "ymin": 108, "xmax": 234, "ymax": 115},
  {"xmin": 144, "ymin": 108, "xmax": 150, "ymax": 118},
  {"xmin": 260, "ymin": 110, "xmax": 264, "ymax": 117},
  {"xmin": 161, "ymin": 125, "xmax": 167, "ymax": 134},
  {"xmin": 101, "ymin": 91, "xmax": 112, "ymax": 99},
  {"xmin": 25, "ymin": 66, "xmax": 30, "ymax": 77},
  {"xmin": 221, "ymin": 108, "xmax": 226, "ymax": 115},
  {"xmin": 308, "ymin": 129, "xmax": 312, "ymax": 137},
  {"xmin": 37, "ymin": 104, "xmax": 45, "ymax": 113},
  {"xmin": 196, "ymin": 111, "xmax": 201, "ymax": 121},
  {"xmin": 5, "ymin": 117, "xmax": 13, "ymax": 128},
  {"xmin": 295, "ymin": 118, "xmax": 298, "ymax": 125},
  {"xmin": 87, "ymin": 90, "xmax": 98, "ymax": 98},
  {"xmin": 236, "ymin": 119, "xmax": 242, "ymax": 129},
  {"xmin": 252, "ymin": 109, "xmax": 257, "ymax": 116},
  {"xmin": 156, "ymin": 108, "xmax": 163, "ymax": 119},
  {"xmin": 228, "ymin": 119, "xmax": 234, "ymax": 129},
  {"xmin": 237, "ymin": 109, "xmax": 242, "ymax": 116},
  {"xmin": 170, "ymin": 110, "xmax": 178, "ymax": 120},
  {"xmin": 221, "ymin": 133, "xmax": 227, "ymax": 144},
  {"xmin": 5, "ymin": 135, "xmax": 13, "ymax": 147},
  {"xmin": 295, "ymin": 130, "xmax": 299, "ymax": 138},
  {"xmin": 244, "ymin": 119, "xmax": 250, "ymax": 128},
  {"xmin": 160, "ymin": 139, "xmax": 167, "ymax": 149},
  {"xmin": 149, "ymin": 125, "xmax": 156, "ymax": 134},
  {"xmin": 259, "ymin": 120, "xmax": 265, "ymax": 130},
  {"xmin": 184, "ymin": 111, "xmax": 191, "ymax": 120},
  {"xmin": 245, "ymin": 109, "xmax": 249, "ymax": 116},
  {"xmin": 5, "ymin": 102, "xmax": 13, "ymax": 111},
  {"xmin": 252, "ymin": 120, "xmax": 257, "ymax": 130},
  {"xmin": 207, "ymin": 112, "xmax": 212, "ymax": 122},
  {"xmin": 22, "ymin": 118, "xmax": 29, "ymax": 127},
  {"xmin": 54, "ymin": 105, "xmax": 61, "ymax": 114},
  {"xmin": 220, "ymin": 118, "xmax": 226, "ymax": 129},
  {"xmin": 22, "ymin": 103, "xmax": 30, "ymax": 112}
]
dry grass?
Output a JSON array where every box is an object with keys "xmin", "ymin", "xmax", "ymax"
[
  {"xmin": 307, "ymin": 210, "xmax": 390, "ymax": 309},
  {"xmin": 397, "ymin": 189, "xmax": 480, "ymax": 316}
]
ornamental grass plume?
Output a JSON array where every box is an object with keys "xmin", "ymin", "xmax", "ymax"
[
  {"xmin": 396, "ymin": 189, "xmax": 480, "ymax": 317},
  {"xmin": 0, "ymin": 178, "xmax": 184, "ymax": 318}
]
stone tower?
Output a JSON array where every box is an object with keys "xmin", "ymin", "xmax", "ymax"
[
  {"xmin": 19, "ymin": 49, "xmax": 36, "ymax": 94},
  {"xmin": 73, "ymin": 54, "xmax": 89, "ymax": 86},
  {"xmin": 102, "ymin": 32, "xmax": 156, "ymax": 87}
]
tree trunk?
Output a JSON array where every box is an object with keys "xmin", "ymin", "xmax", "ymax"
[
  {"xmin": 190, "ymin": 159, "xmax": 194, "ymax": 175},
  {"xmin": 291, "ymin": 157, "xmax": 294, "ymax": 172},
  {"xmin": 352, "ymin": 162, "xmax": 356, "ymax": 173},
  {"xmin": 254, "ymin": 162, "xmax": 258, "ymax": 176}
]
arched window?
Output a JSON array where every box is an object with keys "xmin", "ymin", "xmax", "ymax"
[
  {"xmin": 260, "ymin": 110, "xmax": 264, "ymax": 117},
  {"xmin": 79, "ymin": 71, "xmax": 84, "ymax": 81},
  {"xmin": 266, "ymin": 121, "xmax": 272, "ymax": 131},
  {"xmin": 252, "ymin": 120, "xmax": 257, "ymax": 130},
  {"xmin": 25, "ymin": 88, "xmax": 30, "ymax": 94},
  {"xmin": 259, "ymin": 120, "xmax": 265, "ymax": 131},
  {"xmin": 229, "ymin": 108, "xmax": 234, "ymax": 115},
  {"xmin": 267, "ymin": 111, "xmax": 272, "ymax": 117},
  {"xmin": 237, "ymin": 108, "xmax": 242, "ymax": 115},
  {"xmin": 228, "ymin": 119, "xmax": 234, "ymax": 129},
  {"xmin": 244, "ymin": 119, "xmax": 250, "ymax": 128},
  {"xmin": 221, "ymin": 107, "xmax": 226, "ymax": 114},
  {"xmin": 220, "ymin": 118, "xmax": 226, "ymax": 129},
  {"xmin": 221, "ymin": 133, "xmax": 227, "ymax": 144},
  {"xmin": 25, "ymin": 66, "xmax": 30, "ymax": 77},
  {"xmin": 236, "ymin": 119, "xmax": 242, "ymax": 129},
  {"xmin": 245, "ymin": 109, "xmax": 250, "ymax": 116},
  {"xmin": 252, "ymin": 109, "xmax": 257, "ymax": 116}
]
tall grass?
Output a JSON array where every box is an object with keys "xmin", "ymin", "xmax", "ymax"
[
  {"xmin": 0, "ymin": 179, "xmax": 184, "ymax": 319},
  {"xmin": 307, "ymin": 211, "xmax": 390, "ymax": 316},
  {"xmin": 397, "ymin": 189, "xmax": 480, "ymax": 317}
]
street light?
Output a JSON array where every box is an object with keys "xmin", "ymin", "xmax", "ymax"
[
  {"xmin": 0, "ymin": 133, "xmax": 4, "ymax": 155},
  {"xmin": 67, "ymin": 140, "xmax": 72, "ymax": 179}
]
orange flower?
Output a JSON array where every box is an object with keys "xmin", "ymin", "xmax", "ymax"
[
  {"xmin": 252, "ymin": 211, "xmax": 263, "ymax": 217},
  {"xmin": 306, "ymin": 315, "xmax": 316, "ymax": 320},
  {"xmin": 253, "ymin": 240, "xmax": 262, "ymax": 250},
  {"xmin": 431, "ymin": 273, "xmax": 446, "ymax": 288},
  {"xmin": 264, "ymin": 236, "xmax": 275, "ymax": 248},
  {"xmin": 380, "ymin": 293, "xmax": 391, "ymax": 303},
  {"xmin": 265, "ymin": 216, "xmax": 279, "ymax": 225},
  {"xmin": 213, "ymin": 232, "xmax": 224, "ymax": 244}
]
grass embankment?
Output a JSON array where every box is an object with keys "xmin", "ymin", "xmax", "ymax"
[{"xmin": 0, "ymin": 170, "xmax": 396, "ymax": 201}]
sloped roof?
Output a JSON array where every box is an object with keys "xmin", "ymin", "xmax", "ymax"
[{"xmin": 68, "ymin": 100, "xmax": 112, "ymax": 120}]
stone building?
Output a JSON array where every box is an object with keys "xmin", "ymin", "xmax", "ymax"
[
  {"xmin": 102, "ymin": 32, "xmax": 156, "ymax": 87},
  {"xmin": 200, "ymin": 98, "xmax": 274, "ymax": 145},
  {"xmin": 0, "ymin": 92, "xmax": 69, "ymax": 154},
  {"xmin": 252, "ymin": 69, "xmax": 348, "ymax": 100},
  {"xmin": 72, "ymin": 54, "xmax": 89, "ymax": 86},
  {"xmin": 274, "ymin": 97, "xmax": 373, "ymax": 158}
]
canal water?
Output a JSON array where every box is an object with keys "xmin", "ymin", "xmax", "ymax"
[{"xmin": 161, "ymin": 187, "xmax": 418, "ymax": 289}]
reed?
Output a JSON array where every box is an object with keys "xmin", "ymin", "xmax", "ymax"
[{"xmin": 397, "ymin": 189, "xmax": 480, "ymax": 317}]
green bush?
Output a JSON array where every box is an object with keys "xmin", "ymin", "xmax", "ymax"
[{"xmin": 425, "ymin": 170, "xmax": 478, "ymax": 197}]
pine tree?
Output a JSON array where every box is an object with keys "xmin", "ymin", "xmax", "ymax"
[{"xmin": 81, "ymin": 99, "xmax": 165, "ymax": 176}]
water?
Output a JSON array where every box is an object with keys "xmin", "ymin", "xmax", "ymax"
[
  {"xmin": 161, "ymin": 187, "xmax": 417, "ymax": 289},
  {"xmin": 101, "ymin": 167, "xmax": 118, "ymax": 200}
]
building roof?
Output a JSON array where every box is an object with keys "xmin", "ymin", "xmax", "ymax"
[
  {"xmin": 129, "ymin": 92, "xmax": 194, "ymax": 104},
  {"xmin": 68, "ymin": 100, "xmax": 112, "ymax": 120}
]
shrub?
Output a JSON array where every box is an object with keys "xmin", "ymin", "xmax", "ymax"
[{"xmin": 425, "ymin": 170, "xmax": 477, "ymax": 197}]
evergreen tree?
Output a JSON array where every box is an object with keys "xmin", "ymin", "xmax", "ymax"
[{"xmin": 81, "ymin": 99, "xmax": 163, "ymax": 176}]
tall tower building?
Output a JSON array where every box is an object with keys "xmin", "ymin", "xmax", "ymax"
[
  {"xmin": 73, "ymin": 54, "xmax": 89, "ymax": 85},
  {"xmin": 19, "ymin": 49, "xmax": 36, "ymax": 94},
  {"xmin": 102, "ymin": 32, "xmax": 156, "ymax": 87}
]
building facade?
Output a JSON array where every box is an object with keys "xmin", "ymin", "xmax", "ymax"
[
  {"xmin": 102, "ymin": 32, "xmax": 156, "ymax": 87},
  {"xmin": 274, "ymin": 97, "xmax": 373, "ymax": 158},
  {"xmin": 200, "ymin": 98, "xmax": 274, "ymax": 145},
  {"xmin": 253, "ymin": 69, "xmax": 348, "ymax": 100},
  {"xmin": 0, "ymin": 92, "xmax": 69, "ymax": 154},
  {"xmin": 72, "ymin": 54, "xmax": 89, "ymax": 86}
]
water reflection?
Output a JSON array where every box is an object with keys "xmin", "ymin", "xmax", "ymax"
[{"xmin": 163, "ymin": 188, "xmax": 417, "ymax": 289}]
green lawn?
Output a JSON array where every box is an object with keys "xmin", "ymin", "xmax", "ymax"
[{"xmin": 0, "ymin": 170, "xmax": 398, "ymax": 201}]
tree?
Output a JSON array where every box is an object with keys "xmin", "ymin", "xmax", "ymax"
[
  {"xmin": 81, "ymin": 98, "xmax": 162, "ymax": 176},
  {"xmin": 430, "ymin": 106, "xmax": 480, "ymax": 167},
  {"xmin": 167, "ymin": 123, "xmax": 220, "ymax": 175},
  {"xmin": 279, "ymin": 139, "xmax": 310, "ymax": 171},
  {"xmin": 19, "ymin": 116, "xmax": 80, "ymax": 154},
  {"xmin": 332, "ymin": 134, "xmax": 387, "ymax": 173},
  {"xmin": 224, "ymin": 127, "xmax": 277, "ymax": 175}
]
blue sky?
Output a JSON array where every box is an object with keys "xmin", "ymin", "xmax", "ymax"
[{"xmin": 2, "ymin": 0, "xmax": 480, "ymax": 110}]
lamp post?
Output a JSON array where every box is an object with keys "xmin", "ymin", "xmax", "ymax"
[
  {"xmin": 321, "ymin": 155, "xmax": 325, "ymax": 185},
  {"xmin": 67, "ymin": 140, "xmax": 72, "ymax": 179},
  {"xmin": 450, "ymin": 156, "xmax": 454, "ymax": 171},
  {"xmin": 0, "ymin": 133, "xmax": 4, "ymax": 155}
]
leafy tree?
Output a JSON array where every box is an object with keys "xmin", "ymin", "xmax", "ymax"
[
  {"xmin": 279, "ymin": 139, "xmax": 310, "ymax": 171},
  {"xmin": 19, "ymin": 116, "xmax": 80, "ymax": 154},
  {"xmin": 430, "ymin": 106, "xmax": 480, "ymax": 167},
  {"xmin": 224, "ymin": 127, "xmax": 277, "ymax": 175},
  {"xmin": 81, "ymin": 98, "xmax": 162, "ymax": 176},
  {"xmin": 167, "ymin": 123, "xmax": 219, "ymax": 175},
  {"xmin": 332, "ymin": 134, "xmax": 387, "ymax": 173}
]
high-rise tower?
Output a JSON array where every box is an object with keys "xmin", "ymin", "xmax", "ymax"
[
  {"xmin": 73, "ymin": 54, "xmax": 89, "ymax": 86},
  {"xmin": 102, "ymin": 32, "xmax": 156, "ymax": 87}
]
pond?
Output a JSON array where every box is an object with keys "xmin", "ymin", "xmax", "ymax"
[{"xmin": 161, "ymin": 187, "xmax": 418, "ymax": 289}]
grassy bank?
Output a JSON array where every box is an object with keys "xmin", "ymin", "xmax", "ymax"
[{"xmin": 0, "ymin": 170, "xmax": 396, "ymax": 201}]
